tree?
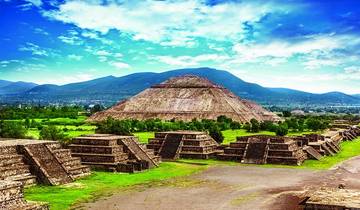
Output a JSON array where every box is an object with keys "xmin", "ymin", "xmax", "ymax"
[
  {"xmin": 282, "ymin": 111, "xmax": 292, "ymax": 118},
  {"xmin": 276, "ymin": 123, "xmax": 288, "ymax": 136},
  {"xmin": 208, "ymin": 125, "xmax": 224, "ymax": 144},
  {"xmin": 0, "ymin": 121, "xmax": 27, "ymax": 139},
  {"xmin": 96, "ymin": 117, "xmax": 132, "ymax": 135},
  {"xmin": 24, "ymin": 118, "xmax": 31, "ymax": 129},
  {"xmin": 90, "ymin": 104, "xmax": 105, "ymax": 114},
  {"xmin": 250, "ymin": 118, "xmax": 260, "ymax": 132},
  {"xmin": 39, "ymin": 125, "xmax": 70, "ymax": 144}
]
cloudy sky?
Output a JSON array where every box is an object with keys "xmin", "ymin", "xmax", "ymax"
[{"xmin": 1, "ymin": 0, "xmax": 360, "ymax": 94}]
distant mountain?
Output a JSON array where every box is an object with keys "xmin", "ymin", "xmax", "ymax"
[
  {"xmin": 0, "ymin": 81, "xmax": 38, "ymax": 95},
  {"xmin": 354, "ymin": 94, "xmax": 360, "ymax": 99},
  {"xmin": 1, "ymin": 67, "xmax": 360, "ymax": 106}
]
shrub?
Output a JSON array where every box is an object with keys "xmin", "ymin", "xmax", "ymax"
[
  {"xmin": 208, "ymin": 125, "xmax": 224, "ymax": 144},
  {"xmin": 0, "ymin": 121, "xmax": 27, "ymax": 139},
  {"xmin": 39, "ymin": 125, "xmax": 70, "ymax": 144},
  {"xmin": 276, "ymin": 123, "xmax": 288, "ymax": 136}
]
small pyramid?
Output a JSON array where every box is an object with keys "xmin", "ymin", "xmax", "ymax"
[{"xmin": 89, "ymin": 75, "xmax": 281, "ymax": 123}]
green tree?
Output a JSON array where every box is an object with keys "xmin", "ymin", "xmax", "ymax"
[
  {"xmin": 208, "ymin": 125, "xmax": 224, "ymax": 144},
  {"xmin": 39, "ymin": 125, "xmax": 70, "ymax": 144},
  {"xmin": 276, "ymin": 123, "xmax": 288, "ymax": 136},
  {"xmin": 250, "ymin": 118, "xmax": 260, "ymax": 132},
  {"xmin": 0, "ymin": 121, "xmax": 27, "ymax": 139}
]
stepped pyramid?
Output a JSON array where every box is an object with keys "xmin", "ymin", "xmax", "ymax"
[
  {"xmin": 89, "ymin": 75, "xmax": 281, "ymax": 123},
  {"xmin": 0, "ymin": 180, "xmax": 48, "ymax": 210},
  {"xmin": 0, "ymin": 139, "xmax": 90, "ymax": 186},
  {"xmin": 147, "ymin": 131, "xmax": 219, "ymax": 160},
  {"xmin": 69, "ymin": 134, "xmax": 160, "ymax": 173},
  {"xmin": 217, "ymin": 135, "xmax": 307, "ymax": 165}
]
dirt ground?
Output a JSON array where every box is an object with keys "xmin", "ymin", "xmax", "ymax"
[{"xmin": 81, "ymin": 156, "xmax": 360, "ymax": 210}]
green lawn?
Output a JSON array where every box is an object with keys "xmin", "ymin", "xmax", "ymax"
[
  {"xmin": 25, "ymin": 162, "xmax": 207, "ymax": 210},
  {"xmin": 133, "ymin": 132, "xmax": 155, "ymax": 144}
]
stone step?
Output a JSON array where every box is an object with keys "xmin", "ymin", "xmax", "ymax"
[
  {"xmin": 73, "ymin": 137, "xmax": 118, "ymax": 146},
  {"xmin": 0, "ymin": 155, "xmax": 24, "ymax": 167},
  {"xmin": 62, "ymin": 157, "xmax": 82, "ymax": 168},
  {"xmin": 67, "ymin": 165, "xmax": 91, "ymax": 176},
  {"xmin": 51, "ymin": 149, "xmax": 73, "ymax": 159},
  {"xmin": 6, "ymin": 201, "xmax": 49, "ymax": 210},
  {"xmin": 72, "ymin": 153, "xmax": 129, "ymax": 163},
  {"xmin": 68, "ymin": 144, "xmax": 124, "ymax": 154},
  {"xmin": 0, "ymin": 165, "xmax": 30, "ymax": 179},
  {"xmin": 5, "ymin": 173, "xmax": 37, "ymax": 187}
]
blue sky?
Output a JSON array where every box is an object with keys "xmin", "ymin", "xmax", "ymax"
[{"xmin": 0, "ymin": 0, "xmax": 360, "ymax": 94}]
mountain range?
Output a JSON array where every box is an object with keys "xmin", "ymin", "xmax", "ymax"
[{"xmin": 0, "ymin": 67, "xmax": 359, "ymax": 106}]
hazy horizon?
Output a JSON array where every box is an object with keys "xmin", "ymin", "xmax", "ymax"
[{"xmin": 1, "ymin": 0, "xmax": 360, "ymax": 94}]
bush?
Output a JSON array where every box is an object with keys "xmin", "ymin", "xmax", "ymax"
[
  {"xmin": 0, "ymin": 121, "xmax": 27, "ymax": 139},
  {"xmin": 208, "ymin": 125, "xmax": 224, "ymax": 144},
  {"xmin": 96, "ymin": 117, "xmax": 132, "ymax": 136},
  {"xmin": 276, "ymin": 123, "xmax": 288, "ymax": 136},
  {"xmin": 39, "ymin": 125, "xmax": 70, "ymax": 144},
  {"xmin": 250, "ymin": 118, "xmax": 260, "ymax": 132}
]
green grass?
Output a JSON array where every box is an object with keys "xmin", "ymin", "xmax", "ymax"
[
  {"xmin": 25, "ymin": 162, "xmax": 206, "ymax": 210},
  {"xmin": 299, "ymin": 137, "xmax": 360, "ymax": 169},
  {"xmin": 133, "ymin": 132, "xmax": 155, "ymax": 143}
]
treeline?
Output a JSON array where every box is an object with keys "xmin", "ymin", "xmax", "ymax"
[
  {"xmin": 96, "ymin": 116, "xmax": 243, "ymax": 143},
  {"xmin": 0, "ymin": 106, "xmax": 83, "ymax": 119}
]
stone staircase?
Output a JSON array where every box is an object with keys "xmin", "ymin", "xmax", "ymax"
[
  {"xmin": 46, "ymin": 143, "xmax": 91, "ymax": 180},
  {"xmin": 159, "ymin": 134, "xmax": 184, "ymax": 160},
  {"xmin": 0, "ymin": 180, "xmax": 48, "ymax": 210},
  {"xmin": 22, "ymin": 144, "xmax": 73, "ymax": 185},
  {"xmin": 117, "ymin": 136, "xmax": 160, "ymax": 167},
  {"xmin": 147, "ymin": 131, "xmax": 219, "ymax": 160},
  {"xmin": 70, "ymin": 134, "xmax": 159, "ymax": 173},
  {"xmin": 0, "ymin": 146, "xmax": 37, "ymax": 187}
]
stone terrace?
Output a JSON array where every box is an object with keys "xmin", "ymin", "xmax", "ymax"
[
  {"xmin": 0, "ymin": 139, "xmax": 90, "ymax": 186},
  {"xmin": 69, "ymin": 134, "xmax": 160, "ymax": 173},
  {"xmin": 217, "ymin": 135, "xmax": 307, "ymax": 165},
  {"xmin": 147, "ymin": 131, "xmax": 219, "ymax": 160},
  {"xmin": 0, "ymin": 180, "xmax": 48, "ymax": 210}
]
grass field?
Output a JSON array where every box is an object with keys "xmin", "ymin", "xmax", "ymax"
[{"xmin": 25, "ymin": 162, "xmax": 207, "ymax": 210}]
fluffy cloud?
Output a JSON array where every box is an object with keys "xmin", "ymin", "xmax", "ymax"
[
  {"xmin": 18, "ymin": 42, "xmax": 48, "ymax": 56},
  {"xmin": 110, "ymin": 61, "xmax": 130, "ymax": 69},
  {"xmin": 44, "ymin": 0, "xmax": 288, "ymax": 45}
]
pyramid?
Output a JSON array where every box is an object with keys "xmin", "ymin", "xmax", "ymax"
[{"xmin": 89, "ymin": 75, "xmax": 281, "ymax": 123}]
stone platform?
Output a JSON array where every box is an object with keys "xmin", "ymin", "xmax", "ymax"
[
  {"xmin": 0, "ymin": 180, "xmax": 48, "ymax": 210},
  {"xmin": 217, "ymin": 135, "xmax": 307, "ymax": 165},
  {"xmin": 69, "ymin": 134, "xmax": 160, "ymax": 173},
  {"xmin": 300, "ymin": 188, "xmax": 360, "ymax": 209},
  {"xmin": 147, "ymin": 131, "xmax": 219, "ymax": 160},
  {"xmin": 0, "ymin": 139, "xmax": 91, "ymax": 186}
]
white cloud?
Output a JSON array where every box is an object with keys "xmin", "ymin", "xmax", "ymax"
[
  {"xmin": 95, "ymin": 50, "xmax": 111, "ymax": 56},
  {"xmin": 110, "ymin": 61, "xmax": 130, "ymax": 69},
  {"xmin": 44, "ymin": 0, "xmax": 288, "ymax": 45},
  {"xmin": 19, "ymin": 42, "xmax": 48, "ymax": 56},
  {"xmin": 67, "ymin": 54, "xmax": 83, "ymax": 61}
]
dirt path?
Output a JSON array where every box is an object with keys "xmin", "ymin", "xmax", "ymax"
[{"xmin": 81, "ymin": 157, "xmax": 360, "ymax": 210}]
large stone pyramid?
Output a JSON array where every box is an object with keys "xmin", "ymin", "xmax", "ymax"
[{"xmin": 89, "ymin": 75, "xmax": 281, "ymax": 123}]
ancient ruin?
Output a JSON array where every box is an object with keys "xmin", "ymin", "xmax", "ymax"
[
  {"xmin": 0, "ymin": 180, "xmax": 48, "ymax": 210},
  {"xmin": 69, "ymin": 134, "xmax": 160, "ymax": 173},
  {"xmin": 89, "ymin": 75, "xmax": 281, "ymax": 123},
  {"xmin": 147, "ymin": 131, "xmax": 219, "ymax": 160},
  {"xmin": 300, "ymin": 188, "xmax": 360, "ymax": 209},
  {"xmin": 0, "ymin": 139, "xmax": 90, "ymax": 186},
  {"xmin": 217, "ymin": 126, "xmax": 360, "ymax": 165},
  {"xmin": 217, "ymin": 135, "xmax": 307, "ymax": 165}
]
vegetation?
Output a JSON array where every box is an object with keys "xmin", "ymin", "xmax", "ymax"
[
  {"xmin": 0, "ymin": 120, "xmax": 27, "ymax": 138},
  {"xmin": 39, "ymin": 125, "xmax": 70, "ymax": 144},
  {"xmin": 25, "ymin": 162, "xmax": 207, "ymax": 210},
  {"xmin": 0, "ymin": 106, "xmax": 83, "ymax": 120}
]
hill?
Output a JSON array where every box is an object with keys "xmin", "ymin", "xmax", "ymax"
[{"xmin": 1, "ymin": 67, "xmax": 359, "ymax": 106}]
